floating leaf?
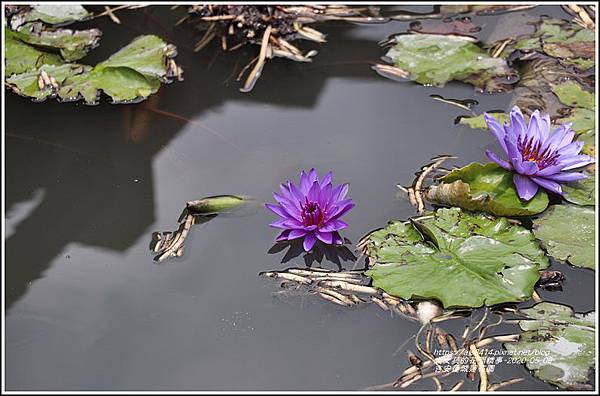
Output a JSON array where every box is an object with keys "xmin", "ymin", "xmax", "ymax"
[
  {"xmin": 4, "ymin": 28, "xmax": 63, "ymax": 75},
  {"xmin": 577, "ymin": 130, "xmax": 595, "ymax": 157},
  {"xmin": 533, "ymin": 204, "xmax": 595, "ymax": 270},
  {"xmin": 551, "ymin": 81, "xmax": 595, "ymax": 110},
  {"xmin": 557, "ymin": 108, "xmax": 595, "ymax": 135},
  {"xmin": 504, "ymin": 302, "xmax": 595, "ymax": 390},
  {"xmin": 562, "ymin": 172, "xmax": 595, "ymax": 207},
  {"xmin": 440, "ymin": 5, "xmax": 535, "ymax": 15},
  {"xmin": 5, "ymin": 35, "xmax": 180, "ymax": 104},
  {"xmin": 363, "ymin": 207, "xmax": 549, "ymax": 308},
  {"xmin": 458, "ymin": 112, "xmax": 509, "ymax": 130},
  {"xmin": 381, "ymin": 34, "xmax": 516, "ymax": 92},
  {"xmin": 12, "ymin": 22, "xmax": 101, "ymax": 61},
  {"xmin": 186, "ymin": 195, "xmax": 253, "ymax": 215},
  {"xmin": 426, "ymin": 162, "xmax": 549, "ymax": 217},
  {"xmin": 9, "ymin": 4, "xmax": 90, "ymax": 29}
]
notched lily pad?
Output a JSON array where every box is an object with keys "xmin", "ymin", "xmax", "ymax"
[
  {"xmin": 5, "ymin": 28, "xmax": 63, "ymax": 75},
  {"xmin": 426, "ymin": 162, "xmax": 549, "ymax": 216},
  {"xmin": 9, "ymin": 4, "xmax": 91, "ymax": 29},
  {"xmin": 363, "ymin": 207, "xmax": 549, "ymax": 308},
  {"xmin": 533, "ymin": 204, "xmax": 595, "ymax": 270},
  {"xmin": 504, "ymin": 302, "xmax": 595, "ymax": 390},
  {"xmin": 13, "ymin": 22, "xmax": 101, "ymax": 61},
  {"xmin": 563, "ymin": 172, "xmax": 595, "ymax": 207},
  {"xmin": 5, "ymin": 35, "xmax": 181, "ymax": 104},
  {"xmin": 457, "ymin": 112, "xmax": 509, "ymax": 130},
  {"xmin": 380, "ymin": 33, "xmax": 517, "ymax": 92},
  {"xmin": 551, "ymin": 81, "xmax": 595, "ymax": 110}
]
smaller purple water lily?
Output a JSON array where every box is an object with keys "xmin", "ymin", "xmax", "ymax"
[
  {"xmin": 266, "ymin": 169, "xmax": 354, "ymax": 252},
  {"xmin": 485, "ymin": 106, "xmax": 594, "ymax": 201}
]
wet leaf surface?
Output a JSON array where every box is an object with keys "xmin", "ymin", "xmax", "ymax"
[
  {"xmin": 504, "ymin": 302, "xmax": 595, "ymax": 390},
  {"xmin": 533, "ymin": 204, "xmax": 595, "ymax": 270},
  {"xmin": 5, "ymin": 35, "xmax": 180, "ymax": 104},
  {"xmin": 12, "ymin": 22, "xmax": 101, "ymax": 61},
  {"xmin": 9, "ymin": 4, "xmax": 91, "ymax": 29},
  {"xmin": 458, "ymin": 112, "xmax": 509, "ymax": 130},
  {"xmin": 562, "ymin": 172, "xmax": 595, "ymax": 207},
  {"xmin": 381, "ymin": 33, "xmax": 516, "ymax": 92},
  {"xmin": 363, "ymin": 207, "xmax": 549, "ymax": 308},
  {"xmin": 426, "ymin": 162, "xmax": 549, "ymax": 216},
  {"xmin": 5, "ymin": 28, "xmax": 63, "ymax": 75}
]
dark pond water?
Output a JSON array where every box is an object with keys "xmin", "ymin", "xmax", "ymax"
[{"xmin": 4, "ymin": 5, "xmax": 594, "ymax": 391}]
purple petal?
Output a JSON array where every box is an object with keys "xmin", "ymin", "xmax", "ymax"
[
  {"xmin": 303, "ymin": 232, "xmax": 317, "ymax": 251},
  {"xmin": 531, "ymin": 176, "xmax": 563, "ymax": 195},
  {"xmin": 513, "ymin": 174, "xmax": 539, "ymax": 201},
  {"xmin": 330, "ymin": 200, "xmax": 355, "ymax": 220},
  {"xmin": 316, "ymin": 230, "xmax": 333, "ymax": 244},
  {"xmin": 543, "ymin": 172, "xmax": 587, "ymax": 182},
  {"xmin": 299, "ymin": 170, "xmax": 311, "ymax": 194},
  {"xmin": 269, "ymin": 219, "xmax": 291, "ymax": 229},
  {"xmin": 321, "ymin": 171, "xmax": 333, "ymax": 186},
  {"xmin": 514, "ymin": 160, "xmax": 539, "ymax": 176},
  {"xmin": 307, "ymin": 180, "xmax": 320, "ymax": 203},
  {"xmin": 308, "ymin": 168, "xmax": 318, "ymax": 184},
  {"xmin": 319, "ymin": 219, "xmax": 349, "ymax": 232},
  {"xmin": 559, "ymin": 154, "xmax": 594, "ymax": 170},
  {"xmin": 504, "ymin": 136, "xmax": 524, "ymax": 168},
  {"xmin": 544, "ymin": 124, "xmax": 571, "ymax": 153},
  {"xmin": 319, "ymin": 183, "xmax": 333, "ymax": 208},
  {"xmin": 332, "ymin": 231, "xmax": 344, "ymax": 245},
  {"xmin": 528, "ymin": 110, "xmax": 548, "ymax": 141},
  {"xmin": 265, "ymin": 203, "xmax": 294, "ymax": 220},
  {"xmin": 276, "ymin": 230, "xmax": 291, "ymax": 241},
  {"xmin": 509, "ymin": 106, "xmax": 527, "ymax": 139},
  {"xmin": 287, "ymin": 181, "xmax": 304, "ymax": 203},
  {"xmin": 558, "ymin": 141, "xmax": 584, "ymax": 157},
  {"xmin": 273, "ymin": 192, "xmax": 301, "ymax": 216},
  {"xmin": 331, "ymin": 183, "xmax": 349, "ymax": 203},
  {"xmin": 485, "ymin": 149, "xmax": 512, "ymax": 170},
  {"xmin": 485, "ymin": 113, "xmax": 508, "ymax": 153},
  {"xmin": 536, "ymin": 164, "xmax": 563, "ymax": 176},
  {"xmin": 288, "ymin": 229, "xmax": 310, "ymax": 239}
]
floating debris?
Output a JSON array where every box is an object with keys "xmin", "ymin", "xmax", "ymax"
[
  {"xmin": 150, "ymin": 195, "xmax": 256, "ymax": 262},
  {"xmin": 429, "ymin": 94, "xmax": 478, "ymax": 113},
  {"xmin": 186, "ymin": 5, "xmax": 383, "ymax": 91}
]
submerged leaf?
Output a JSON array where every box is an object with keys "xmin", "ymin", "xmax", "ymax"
[
  {"xmin": 382, "ymin": 33, "xmax": 516, "ymax": 92},
  {"xmin": 533, "ymin": 204, "xmax": 595, "ymax": 270},
  {"xmin": 363, "ymin": 207, "xmax": 549, "ymax": 308},
  {"xmin": 426, "ymin": 162, "xmax": 549, "ymax": 216},
  {"xmin": 504, "ymin": 302, "xmax": 595, "ymax": 390}
]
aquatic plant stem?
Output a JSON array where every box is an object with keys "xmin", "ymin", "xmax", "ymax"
[{"xmin": 469, "ymin": 344, "xmax": 488, "ymax": 391}]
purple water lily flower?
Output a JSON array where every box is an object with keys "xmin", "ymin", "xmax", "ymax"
[
  {"xmin": 266, "ymin": 169, "xmax": 354, "ymax": 252},
  {"xmin": 484, "ymin": 106, "xmax": 594, "ymax": 201}
]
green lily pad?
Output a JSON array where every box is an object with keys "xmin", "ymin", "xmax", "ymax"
[
  {"xmin": 458, "ymin": 112, "xmax": 509, "ymax": 130},
  {"xmin": 557, "ymin": 108, "xmax": 595, "ymax": 135},
  {"xmin": 363, "ymin": 207, "xmax": 549, "ymax": 308},
  {"xmin": 13, "ymin": 22, "xmax": 101, "ymax": 61},
  {"xmin": 426, "ymin": 162, "xmax": 549, "ymax": 216},
  {"xmin": 577, "ymin": 130, "xmax": 595, "ymax": 157},
  {"xmin": 533, "ymin": 204, "xmax": 595, "ymax": 270},
  {"xmin": 504, "ymin": 302, "xmax": 595, "ymax": 390},
  {"xmin": 4, "ymin": 28, "xmax": 64, "ymax": 75},
  {"xmin": 552, "ymin": 81, "xmax": 595, "ymax": 110},
  {"xmin": 563, "ymin": 172, "xmax": 595, "ymax": 207},
  {"xmin": 382, "ymin": 33, "xmax": 515, "ymax": 92},
  {"xmin": 10, "ymin": 5, "xmax": 90, "ymax": 29},
  {"xmin": 5, "ymin": 35, "xmax": 179, "ymax": 104}
]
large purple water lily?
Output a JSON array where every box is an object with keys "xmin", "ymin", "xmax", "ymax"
[
  {"xmin": 266, "ymin": 169, "xmax": 354, "ymax": 252},
  {"xmin": 485, "ymin": 106, "xmax": 594, "ymax": 201}
]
